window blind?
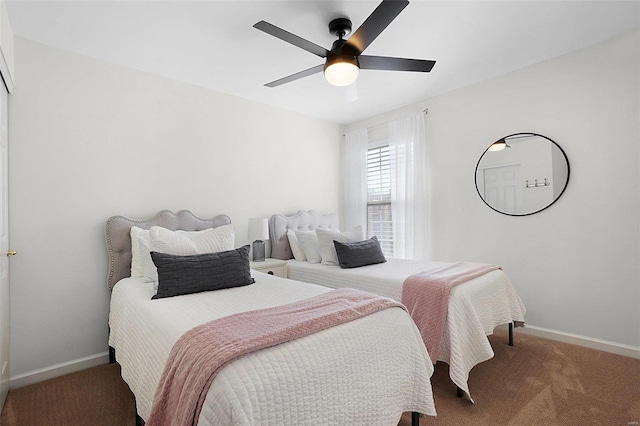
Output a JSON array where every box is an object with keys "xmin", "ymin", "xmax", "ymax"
[{"xmin": 367, "ymin": 145, "xmax": 393, "ymax": 256}]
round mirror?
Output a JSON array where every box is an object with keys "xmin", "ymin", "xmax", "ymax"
[{"xmin": 475, "ymin": 133, "xmax": 570, "ymax": 216}]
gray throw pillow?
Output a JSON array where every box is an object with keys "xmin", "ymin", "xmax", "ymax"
[
  {"xmin": 333, "ymin": 236, "xmax": 387, "ymax": 269},
  {"xmin": 151, "ymin": 245, "xmax": 255, "ymax": 299}
]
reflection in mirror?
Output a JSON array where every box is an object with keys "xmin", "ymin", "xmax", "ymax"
[{"xmin": 475, "ymin": 133, "xmax": 570, "ymax": 216}]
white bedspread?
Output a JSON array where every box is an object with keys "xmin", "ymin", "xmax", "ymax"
[
  {"xmin": 287, "ymin": 258, "xmax": 526, "ymax": 401},
  {"xmin": 109, "ymin": 272, "xmax": 436, "ymax": 425}
]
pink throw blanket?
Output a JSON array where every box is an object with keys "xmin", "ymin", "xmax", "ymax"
[
  {"xmin": 401, "ymin": 262, "xmax": 499, "ymax": 363},
  {"xmin": 146, "ymin": 288, "xmax": 405, "ymax": 426}
]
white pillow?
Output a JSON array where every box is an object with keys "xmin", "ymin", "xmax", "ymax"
[
  {"xmin": 138, "ymin": 238, "xmax": 155, "ymax": 284},
  {"xmin": 130, "ymin": 226, "xmax": 150, "ymax": 278},
  {"xmin": 294, "ymin": 230, "xmax": 321, "ymax": 264},
  {"xmin": 287, "ymin": 230, "xmax": 306, "ymax": 261},
  {"xmin": 316, "ymin": 226, "xmax": 364, "ymax": 266},
  {"xmin": 150, "ymin": 224, "xmax": 234, "ymax": 255},
  {"xmin": 141, "ymin": 224, "xmax": 235, "ymax": 282}
]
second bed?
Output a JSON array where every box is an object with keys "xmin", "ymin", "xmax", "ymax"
[{"xmin": 270, "ymin": 210, "xmax": 526, "ymax": 401}]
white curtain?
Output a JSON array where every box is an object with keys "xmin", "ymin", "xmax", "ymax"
[
  {"xmin": 343, "ymin": 128, "xmax": 368, "ymax": 230},
  {"xmin": 388, "ymin": 113, "xmax": 429, "ymax": 260}
]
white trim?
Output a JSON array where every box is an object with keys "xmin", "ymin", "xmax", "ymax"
[
  {"xmin": 368, "ymin": 139, "xmax": 389, "ymax": 150},
  {"xmin": 9, "ymin": 352, "xmax": 110, "ymax": 389},
  {"xmin": 503, "ymin": 324, "xmax": 640, "ymax": 359}
]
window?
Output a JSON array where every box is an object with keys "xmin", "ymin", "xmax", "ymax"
[
  {"xmin": 367, "ymin": 145, "xmax": 393, "ymax": 256},
  {"xmin": 345, "ymin": 113, "xmax": 427, "ymax": 260}
]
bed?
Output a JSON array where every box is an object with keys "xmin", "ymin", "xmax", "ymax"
[
  {"xmin": 269, "ymin": 210, "xmax": 527, "ymax": 402},
  {"xmin": 106, "ymin": 210, "xmax": 436, "ymax": 425}
]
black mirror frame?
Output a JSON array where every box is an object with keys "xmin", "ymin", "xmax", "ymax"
[{"xmin": 474, "ymin": 132, "xmax": 570, "ymax": 217}]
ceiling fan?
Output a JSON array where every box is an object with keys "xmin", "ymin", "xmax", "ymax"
[{"xmin": 253, "ymin": 0, "xmax": 436, "ymax": 88}]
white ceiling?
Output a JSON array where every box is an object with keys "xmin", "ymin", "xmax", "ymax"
[{"xmin": 5, "ymin": 1, "xmax": 640, "ymax": 124}]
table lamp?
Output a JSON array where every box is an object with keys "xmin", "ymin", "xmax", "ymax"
[{"xmin": 248, "ymin": 217, "xmax": 269, "ymax": 262}]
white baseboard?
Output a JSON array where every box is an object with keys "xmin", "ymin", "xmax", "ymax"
[
  {"xmin": 502, "ymin": 324, "xmax": 640, "ymax": 359},
  {"xmin": 9, "ymin": 352, "xmax": 110, "ymax": 389},
  {"xmin": 8, "ymin": 325, "xmax": 639, "ymax": 389}
]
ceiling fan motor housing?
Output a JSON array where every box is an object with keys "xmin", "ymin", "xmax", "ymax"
[
  {"xmin": 324, "ymin": 53, "xmax": 359, "ymax": 72},
  {"xmin": 328, "ymin": 18, "xmax": 352, "ymax": 38}
]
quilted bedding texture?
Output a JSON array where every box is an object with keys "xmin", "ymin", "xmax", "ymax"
[
  {"xmin": 108, "ymin": 272, "xmax": 436, "ymax": 425},
  {"xmin": 286, "ymin": 258, "xmax": 527, "ymax": 401}
]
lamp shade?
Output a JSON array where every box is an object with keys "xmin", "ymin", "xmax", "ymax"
[
  {"xmin": 248, "ymin": 217, "xmax": 269, "ymax": 241},
  {"xmin": 324, "ymin": 55, "xmax": 359, "ymax": 86},
  {"xmin": 488, "ymin": 139, "xmax": 509, "ymax": 152}
]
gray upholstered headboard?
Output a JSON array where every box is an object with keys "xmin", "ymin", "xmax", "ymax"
[
  {"xmin": 105, "ymin": 210, "xmax": 232, "ymax": 290},
  {"xmin": 269, "ymin": 210, "xmax": 339, "ymax": 260}
]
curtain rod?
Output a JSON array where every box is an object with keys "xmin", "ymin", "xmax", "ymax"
[{"xmin": 343, "ymin": 108, "xmax": 428, "ymax": 136}]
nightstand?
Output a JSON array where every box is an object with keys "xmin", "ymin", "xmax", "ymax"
[{"xmin": 250, "ymin": 258, "xmax": 288, "ymax": 278}]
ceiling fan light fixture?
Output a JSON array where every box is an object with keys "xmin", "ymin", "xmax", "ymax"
[
  {"xmin": 488, "ymin": 139, "xmax": 510, "ymax": 152},
  {"xmin": 324, "ymin": 56, "xmax": 359, "ymax": 86}
]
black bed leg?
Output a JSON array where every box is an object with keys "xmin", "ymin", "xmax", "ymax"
[
  {"xmin": 136, "ymin": 413, "xmax": 144, "ymax": 426},
  {"xmin": 411, "ymin": 411, "xmax": 420, "ymax": 426},
  {"xmin": 508, "ymin": 322, "xmax": 514, "ymax": 346},
  {"xmin": 109, "ymin": 346, "xmax": 116, "ymax": 364}
]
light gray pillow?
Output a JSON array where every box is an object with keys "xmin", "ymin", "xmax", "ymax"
[{"xmin": 316, "ymin": 226, "xmax": 364, "ymax": 266}]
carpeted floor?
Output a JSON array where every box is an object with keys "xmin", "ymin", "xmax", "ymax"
[
  {"xmin": 0, "ymin": 362, "xmax": 136, "ymax": 426},
  {"xmin": 399, "ymin": 328, "xmax": 640, "ymax": 425},
  {"xmin": 2, "ymin": 328, "xmax": 639, "ymax": 426}
]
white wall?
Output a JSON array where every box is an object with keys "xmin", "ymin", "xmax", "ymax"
[
  {"xmin": 345, "ymin": 30, "xmax": 640, "ymax": 349},
  {"xmin": 8, "ymin": 38, "xmax": 342, "ymax": 378}
]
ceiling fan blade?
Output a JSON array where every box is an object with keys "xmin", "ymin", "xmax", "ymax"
[
  {"xmin": 347, "ymin": 0, "xmax": 409, "ymax": 54},
  {"xmin": 264, "ymin": 64, "xmax": 325, "ymax": 88},
  {"xmin": 359, "ymin": 55, "xmax": 436, "ymax": 72},
  {"xmin": 254, "ymin": 21, "xmax": 329, "ymax": 58}
]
